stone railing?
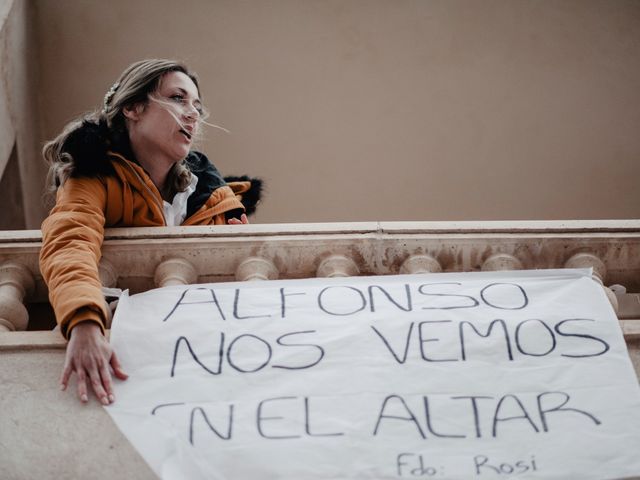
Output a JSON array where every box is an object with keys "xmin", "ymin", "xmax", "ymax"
[
  {"xmin": 0, "ymin": 220, "xmax": 639, "ymax": 334},
  {"xmin": 2, "ymin": 220, "xmax": 640, "ymax": 479}
]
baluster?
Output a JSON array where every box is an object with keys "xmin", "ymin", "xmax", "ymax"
[
  {"xmin": 564, "ymin": 252, "xmax": 618, "ymax": 313},
  {"xmin": 98, "ymin": 258, "xmax": 119, "ymax": 329},
  {"xmin": 154, "ymin": 258, "xmax": 198, "ymax": 287},
  {"xmin": 481, "ymin": 253, "xmax": 523, "ymax": 272},
  {"xmin": 316, "ymin": 254, "xmax": 359, "ymax": 278},
  {"xmin": 0, "ymin": 261, "xmax": 35, "ymax": 332},
  {"xmin": 235, "ymin": 257, "xmax": 278, "ymax": 281},
  {"xmin": 400, "ymin": 254, "xmax": 442, "ymax": 274},
  {"xmin": 564, "ymin": 252, "xmax": 606, "ymax": 281},
  {"xmin": 98, "ymin": 257, "xmax": 118, "ymax": 288}
]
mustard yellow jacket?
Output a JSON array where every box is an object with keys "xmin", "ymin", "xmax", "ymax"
[{"xmin": 40, "ymin": 152, "xmax": 249, "ymax": 338}]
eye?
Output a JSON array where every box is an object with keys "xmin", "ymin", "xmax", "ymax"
[{"xmin": 167, "ymin": 92, "xmax": 203, "ymax": 116}]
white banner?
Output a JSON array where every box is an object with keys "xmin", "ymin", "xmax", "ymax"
[{"xmin": 106, "ymin": 269, "xmax": 640, "ymax": 480}]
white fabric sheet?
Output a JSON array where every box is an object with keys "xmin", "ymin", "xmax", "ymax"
[{"xmin": 105, "ymin": 269, "xmax": 640, "ymax": 479}]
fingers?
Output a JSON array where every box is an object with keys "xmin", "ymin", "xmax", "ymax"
[
  {"xmin": 88, "ymin": 366, "xmax": 110, "ymax": 406},
  {"xmin": 64, "ymin": 361, "xmax": 125, "ymax": 405},
  {"xmin": 227, "ymin": 213, "xmax": 249, "ymax": 225},
  {"xmin": 73, "ymin": 360, "xmax": 109, "ymax": 405},
  {"xmin": 60, "ymin": 361, "xmax": 72, "ymax": 391},
  {"xmin": 110, "ymin": 352, "xmax": 129, "ymax": 381},
  {"xmin": 100, "ymin": 364, "xmax": 116, "ymax": 404},
  {"xmin": 76, "ymin": 369, "xmax": 89, "ymax": 403},
  {"xmin": 61, "ymin": 323, "xmax": 127, "ymax": 405}
]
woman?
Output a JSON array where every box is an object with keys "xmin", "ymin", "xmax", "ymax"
[{"xmin": 40, "ymin": 59, "xmax": 261, "ymax": 406}]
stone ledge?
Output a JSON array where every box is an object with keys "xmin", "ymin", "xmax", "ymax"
[
  {"xmin": 0, "ymin": 330, "xmax": 110, "ymax": 350},
  {"xmin": 0, "ymin": 330, "xmax": 66, "ymax": 350},
  {"xmin": 2, "ymin": 219, "xmax": 640, "ymax": 244}
]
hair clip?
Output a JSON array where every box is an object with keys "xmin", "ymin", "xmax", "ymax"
[{"xmin": 102, "ymin": 82, "xmax": 120, "ymax": 113}]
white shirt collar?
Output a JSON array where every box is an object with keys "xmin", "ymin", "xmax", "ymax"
[{"xmin": 163, "ymin": 173, "xmax": 199, "ymax": 226}]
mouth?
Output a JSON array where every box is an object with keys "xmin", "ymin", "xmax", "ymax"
[{"xmin": 179, "ymin": 129, "xmax": 192, "ymax": 141}]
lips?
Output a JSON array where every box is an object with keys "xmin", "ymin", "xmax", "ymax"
[{"xmin": 179, "ymin": 128, "xmax": 192, "ymax": 141}]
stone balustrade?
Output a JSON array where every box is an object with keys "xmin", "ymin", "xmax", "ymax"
[
  {"xmin": 2, "ymin": 220, "xmax": 640, "ymax": 480},
  {"xmin": 0, "ymin": 220, "xmax": 639, "ymax": 336}
]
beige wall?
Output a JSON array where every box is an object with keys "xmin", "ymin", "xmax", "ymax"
[
  {"xmin": 4, "ymin": 332, "xmax": 640, "ymax": 478},
  {"xmin": 34, "ymin": 0, "xmax": 640, "ymax": 224},
  {"xmin": 0, "ymin": 0, "xmax": 45, "ymax": 228}
]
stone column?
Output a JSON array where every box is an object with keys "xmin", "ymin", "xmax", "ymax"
[
  {"xmin": 0, "ymin": 261, "xmax": 35, "ymax": 332},
  {"xmin": 235, "ymin": 257, "xmax": 279, "ymax": 281},
  {"xmin": 564, "ymin": 252, "xmax": 619, "ymax": 313},
  {"xmin": 154, "ymin": 258, "xmax": 198, "ymax": 287},
  {"xmin": 400, "ymin": 254, "xmax": 442, "ymax": 274},
  {"xmin": 316, "ymin": 254, "xmax": 359, "ymax": 278},
  {"xmin": 98, "ymin": 258, "xmax": 119, "ymax": 329},
  {"xmin": 481, "ymin": 253, "xmax": 523, "ymax": 272},
  {"xmin": 98, "ymin": 258, "xmax": 118, "ymax": 288}
]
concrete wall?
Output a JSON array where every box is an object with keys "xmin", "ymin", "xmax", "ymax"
[
  {"xmin": 0, "ymin": 338, "xmax": 156, "ymax": 479},
  {"xmin": 0, "ymin": 0, "xmax": 45, "ymax": 228},
  {"xmin": 0, "ymin": 145, "xmax": 26, "ymax": 229},
  {"xmin": 3, "ymin": 331, "xmax": 640, "ymax": 478},
  {"xmin": 34, "ymin": 0, "xmax": 640, "ymax": 223}
]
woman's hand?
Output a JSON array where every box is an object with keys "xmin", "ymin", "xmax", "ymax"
[
  {"xmin": 227, "ymin": 213, "xmax": 249, "ymax": 225},
  {"xmin": 60, "ymin": 322, "xmax": 128, "ymax": 404}
]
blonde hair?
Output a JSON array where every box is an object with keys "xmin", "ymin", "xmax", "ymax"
[{"xmin": 43, "ymin": 59, "xmax": 202, "ymax": 199}]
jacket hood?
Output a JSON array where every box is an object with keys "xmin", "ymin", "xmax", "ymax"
[{"xmin": 62, "ymin": 119, "xmax": 118, "ymax": 178}]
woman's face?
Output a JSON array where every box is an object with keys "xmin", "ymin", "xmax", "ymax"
[{"xmin": 125, "ymin": 71, "xmax": 203, "ymax": 164}]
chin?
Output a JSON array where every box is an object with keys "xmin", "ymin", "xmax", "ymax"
[{"xmin": 172, "ymin": 147, "xmax": 191, "ymax": 161}]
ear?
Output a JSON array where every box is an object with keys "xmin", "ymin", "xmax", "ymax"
[{"xmin": 122, "ymin": 103, "xmax": 143, "ymax": 121}]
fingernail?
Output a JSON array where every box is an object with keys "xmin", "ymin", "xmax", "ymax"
[
  {"xmin": 81, "ymin": 394, "xmax": 88, "ymax": 402},
  {"xmin": 108, "ymin": 394, "xmax": 115, "ymax": 403},
  {"xmin": 60, "ymin": 384, "xmax": 65, "ymax": 391},
  {"xmin": 102, "ymin": 397, "xmax": 109, "ymax": 405}
]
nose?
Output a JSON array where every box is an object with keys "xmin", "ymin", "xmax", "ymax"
[{"xmin": 183, "ymin": 102, "xmax": 200, "ymax": 121}]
